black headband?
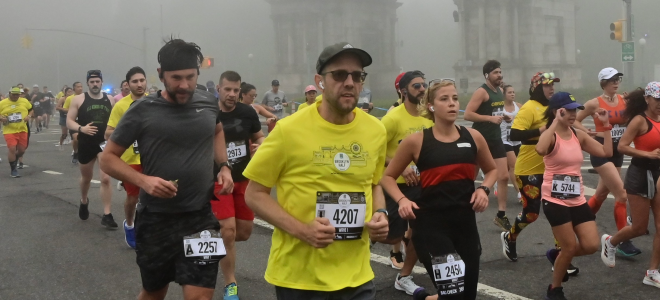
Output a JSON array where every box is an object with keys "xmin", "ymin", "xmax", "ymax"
[
  {"xmin": 160, "ymin": 57, "xmax": 199, "ymax": 72},
  {"xmin": 484, "ymin": 65, "xmax": 499, "ymax": 76}
]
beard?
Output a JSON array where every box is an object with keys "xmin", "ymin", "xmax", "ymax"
[
  {"xmin": 89, "ymin": 86, "xmax": 101, "ymax": 95},
  {"xmin": 326, "ymin": 91, "xmax": 358, "ymax": 116},
  {"xmin": 163, "ymin": 80, "xmax": 194, "ymax": 105},
  {"xmin": 409, "ymin": 93, "xmax": 423, "ymax": 105}
]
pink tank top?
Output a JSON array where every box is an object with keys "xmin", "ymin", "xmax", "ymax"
[{"xmin": 542, "ymin": 129, "xmax": 585, "ymax": 207}]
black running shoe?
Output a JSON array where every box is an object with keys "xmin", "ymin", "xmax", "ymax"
[
  {"xmin": 567, "ymin": 263, "xmax": 579, "ymax": 276},
  {"xmin": 101, "ymin": 213, "xmax": 119, "ymax": 230},
  {"xmin": 72, "ymin": 152, "xmax": 78, "ymax": 164},
  {"xmin": 79, "ymin": 199, "xmax": 89, "ymax": 220},
  {"xmin": 545, "ymin": 284, "xmax": 568, "ymax": 300},
  {"xmin": 17, "ymin": 162, "xmax": 24, "ymax": 169},
  {"xmin": 618, "ymin": 240, "xmax": 642, "ymax": 257},
  {"xmin": 501, "ymin": 232, "xmax": 517, "ymax": 262}
]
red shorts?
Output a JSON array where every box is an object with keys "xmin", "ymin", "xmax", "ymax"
[
  {"xmin": 123, "ymin": 165, "xmax": 143, "ymax": 196},
  {"xmin": 267, "ymin": 121, "xmax": 276, "ymax": 133},
  {"xmin": 4, "ymin": 132, "xmax": 28, "ymax": 148},
  {"xmin": 211, "ymin": 180, "xmax": 253, "ymax": 220}
]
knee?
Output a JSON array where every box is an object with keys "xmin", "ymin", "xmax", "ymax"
[
  {"xmin": 526, "ymin": 213, "xmax": 539, "ymax": 223},
  {"xmin": 631, "ymin": 223, "xmax": 648, "ymax": 237},
  {"xmin": 235, "ymin": 226, "xmax": 252, "ymax": 242},
  {"xmin": 560, "ymin": 242, "xmax": 578, "ymax": 256},
  {"xmin": 126, "ymin": 195, "xmax": 139, "ymax": 206},
  {"xmin": 100, "ymin": 176, "xmax": 111, "ymax": 186},
  {"xmin": 583, "ymin": 240, "xmax": 600, "ymax": 254},
  {"xmin": 221, "ymin": 224, "xmax": 237, "ymax": 243}
]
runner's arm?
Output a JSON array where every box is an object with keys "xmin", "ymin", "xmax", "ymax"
[
  {"xmin": 214, "ymin": 122, "xmax": 233, "ymax": 194},
  {"xmin": 535, "ymin": 114, "xmax": 559, "ymax": 156},
  {"xmin": 578, "ymin": 128, "xmax": 612, "ymax": 157},
  {"xmin": 573, "ymin": 98, "xmax": 598, "ymax": 133},
  {"xmin": 381, "ymin": 133, "xmax": 419, "ymax": 202},
  {"xmin": 469, "ymin": 128, "xmax": 497, "ymax": 188},
  {"xmin": 256, "ymin": 105, "xmax": 277, "ymax": 120},
  {"xmin": 509, "ymin": 103, "xmax": 544, "ymax": 142},
  {"xmin": 104, "ymin": 126, "xmax": 115, "ymax": 141},
  {"xmin": 56, "ymin": 97, "xmax": 66, "ymax": 112},
  {"xmin": 618, "ymin": 116, "xmax": 656, "ymax": 158},
  {"xmin": 66, "ymin": 96, "xmax": 81, "ymax": 132},
  {"xmin": 463, "ymin": 88, "xmax": 495, "ymax": 123}
]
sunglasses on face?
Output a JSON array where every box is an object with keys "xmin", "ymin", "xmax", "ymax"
[
  {"xmin": 321, "ymin": 70, "xmax": 368, "ymax": 83},
  {"xmin": 411, "ymin": 82, "xmax": 428, "ymax": 90}
]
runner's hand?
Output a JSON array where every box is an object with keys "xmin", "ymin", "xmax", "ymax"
[
  {"xmin": 490, "ymin": 116, "xmax": 503, "ymax": 125},
  {"xmin": 266, "ymin": 117, "xmax": 277, "ymax": 125},
  {"xmin": 470, "ymin": 188, "xmax": 489, "ymax": 212},
  {"xmin": 217, "ymin": 167, "xmax": 234, "ymax": 194},
  {"xmin": 301, "ymin": 218, "xmax": 335, "ymax": 248},
  {"xmin": 593, "ymin": 108, "xmax": 610, "ymax": 127},
  {"xmin": 366, "ymin": 212, "xmax": 389, "ymax": 242},
  {"xmin": 646, "ymin": 149, "xmax": 660, "ymax": 160},
  {"xmin": 250, "ymin": 143, "xmax": 261, "ymax": 155},
  {"xmin": 401, "ymin": 166, "xmax": 419, "ymax": 186},
  {"xmin": 503, "ymin": 114, "xmax": 512, "ymax": 122},
  {"xmin": 587, "ymin": 129, "xmax": 598, "ymax": 137},
  {"xmin": 140, "ymin": 176, "xmax": 177, "ymax": 198},
  {"xmin": 398, "ymin": 198, "xmax": 419, "ymax": 220},
  {"xmin": 81, "ymin": 122, "xmax": 97, "ymax": 135}
]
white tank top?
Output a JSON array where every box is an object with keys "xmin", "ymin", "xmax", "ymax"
[{"xmin": 501, "ymin": 102, "xmax": 521, "ymax": 146}]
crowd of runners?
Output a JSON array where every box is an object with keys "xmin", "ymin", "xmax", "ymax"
[{"xmin": 2, "ymin": 37, "xmax": 660, "ymax": 300}]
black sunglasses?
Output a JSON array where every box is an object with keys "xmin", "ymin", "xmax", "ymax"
[
  {"xmin": 321, "ymin": 70, "xmax": 367, "ymax": 83},
  {"xmin": 411, "ymin": 83, "xmax": 428, "ymax": 90}
]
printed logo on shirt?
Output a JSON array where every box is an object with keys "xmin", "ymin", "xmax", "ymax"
[
  {"xmin": 313, "ymin": 141, "xmax": 369, "ymax": 172},
  {"xmin": 457, "ymin": 143, "xmax": 471, "ymax": 148}
]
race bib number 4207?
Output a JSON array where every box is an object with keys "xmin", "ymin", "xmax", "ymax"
[{"xmin": 316, "ymin": 192, "xmax": 366, "ymax": 240}]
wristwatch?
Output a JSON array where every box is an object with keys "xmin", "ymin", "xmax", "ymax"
[
  {"xmin": 477, "ymin": 186, "xmax": 490, "ymax": 196},
  {"xmin": 375, "ymin": 208, "xmax": 389, "ymax": 218},
  {"xmin": 218, "ymin": 162, "xmax": 232, "ymax": 171},
  {"xmin": 78, "ymin": 126, "xmax": 82, "ymax": 133}
]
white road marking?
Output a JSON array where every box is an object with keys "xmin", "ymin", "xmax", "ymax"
[
  {"xmin": 43, "ymin": 170, "xmax": 63, "ymax": 175},
  {"xmin": 36, "ymin": 140, "xmax": 59, "ymax": 143},
  {"xmin": 252, "ymin": 219, "xmax": 531, "ymax": 299},
  {"xmin": 91, "ymin": 180, "xmax": 101, "ymax": 184},
  {"xmin": 581, "ymin": 165, "xmax": 628, "ymax": 170}
]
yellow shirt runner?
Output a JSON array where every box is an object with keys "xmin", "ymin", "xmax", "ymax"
[
  {"xmin": 0, "ymin": 98, "xmax": 32, "ymax": 134},
  {"xmin": 107, "ymin": 94, "xmax": 142, "ymax": 165},
  {"xmin": 512, "ymin": 99, "xmax": 547, "ymax": 175}
]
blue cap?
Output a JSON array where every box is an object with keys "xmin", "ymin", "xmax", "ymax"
[{"xmin": 549, "ymin": 92, "xmax": 584, "ymax": 110}]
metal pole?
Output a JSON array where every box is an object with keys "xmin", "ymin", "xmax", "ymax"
[
  {"xmin": 160, "ymin": 5, "xmax": 164, "ymax": 41},
  {"xmin": 624, "ymin": 0, "xmax": 634, "ymax": 86},
  {"xmin": 143, "ymin": 27, "xmax": 148, "ymax": 69},
  {"xmin": 56, "ymin": 46, "xmax": 60, "ymax": 89}
]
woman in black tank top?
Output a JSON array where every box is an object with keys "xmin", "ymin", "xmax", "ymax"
[{"xmin": 381, "ymin": 81, "xmax": 498, "ymax": 300}]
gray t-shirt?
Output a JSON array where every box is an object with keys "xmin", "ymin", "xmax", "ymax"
[
  {"xmin": 110, "ymin": 90, "xmax": 220, "ymax": 213},
  {"xmin": 261, "ymin": 90, "xmax": 287, "ymax": 116}
]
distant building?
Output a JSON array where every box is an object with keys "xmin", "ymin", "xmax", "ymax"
[
  {"xmin": 266, "ymin": 0, "xmax": 401, "ymax": 96},
  {"xmin": 453, "ymin": 0, "xmax": 583, "ymax": 93}
]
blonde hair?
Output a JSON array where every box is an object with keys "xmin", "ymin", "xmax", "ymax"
[{"xmin": 418, "ymin": 81, "xmax": 456, "ymax": 121}]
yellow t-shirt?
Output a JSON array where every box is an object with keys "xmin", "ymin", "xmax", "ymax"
[
  {"xmin": 63, "ymin": 95, "xmax": 75, "ymax": 109},
  {"xmin": 512, "ymin": 100, "xmax": 547, "ymax": 175},
  {"xmin": 107, "ymin": 94, "xmax": 141, "ymax": 165},
  {"xmin": 381, "ymin": 104, "xmax": 434, "ymax": 184},
  {"xmin": 243, "ymin": 100, "xmax": 386, "ymax": 291},
  {"xmin": 0, "ymin": 98, "xmax": 32, "ymax": 134},
  {"xmin": 56, "ymin": 91, "xmax": 64, "ymax": 99},
  {"xmin": 296, "ymin": 101, "xmax": 316, "ymax": 112}
]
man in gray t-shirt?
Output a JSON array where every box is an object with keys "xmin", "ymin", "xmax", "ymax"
[{"xmin": 261, "ymin": 79, "xmax": 288, "ymax": 118}]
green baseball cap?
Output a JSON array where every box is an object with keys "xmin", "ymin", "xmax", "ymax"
[
  {"xmin": 10, "ymin": 87, "xmax": 21, "ymax": 94},
  {"xmin": 316, "ymin": 42, "xmax": 372, "ymax": 74}
]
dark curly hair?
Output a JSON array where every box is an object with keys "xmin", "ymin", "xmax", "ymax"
[{"xmin": 623, "ymin": 88, "xmax": 647, "ymax": 125}]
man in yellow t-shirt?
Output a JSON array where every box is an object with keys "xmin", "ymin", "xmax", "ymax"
[
  {"xmin": 243, "ymin": 42, "xmax": 388, "ymax": 299},
  {"xmin": 63, "ymin": 82, "xmax": 83, "ymax": 163},
  {"xmin": 0, "ymin": 87, "xmax": 33, "ymax": 177},
  {"xmin": 105, "ymin": 67, "xmax": 147, "ymax": 249},
  {"xmin": 379, "ymin": 70, "xmax": 433, "ymax": 293},
  {"xmin": 296, "ymin": 85, "xmax": 317, "ymax": 112}
]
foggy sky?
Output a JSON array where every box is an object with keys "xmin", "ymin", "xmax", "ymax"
[{"xmin": 1, "ymin": 0, "xmax": 658, "ymax": 96}]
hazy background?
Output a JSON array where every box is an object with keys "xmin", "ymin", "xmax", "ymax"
[{"xmin": 1, "ymin": 0, "xmax": 658, "ymax": 102}]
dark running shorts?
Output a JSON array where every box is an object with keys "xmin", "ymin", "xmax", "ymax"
[
  {"xmin": 135, "ymin": 204, "xmax": 222, "ymax": 292},
  {"xmin": 384, "ymin": 184, "xmax": 421, "ymax": 240},
  {"xmin": 77, "ymin": 140, "xmax": 103, "ymax": 165},
  {"xmin": 275, "ymin": 281, "xmax": 376, "ymax": 300},
  {"xmin": 542, "ymin": 200, "xmax": 595, "ymax": 227},
  {"xmin": 590, "ymin": 137, "xmax": 624, "ymax": 168},
  {"xmin": 624, "ymin": 164, "xmax": 660, "ymax": 199},
  {"xmin": 504, "ymin": 144, "xmax": 520, "ymax": 156},
  {"xmin": 486, "ymin": 138, "xmax": 507, "ymax": 159}
]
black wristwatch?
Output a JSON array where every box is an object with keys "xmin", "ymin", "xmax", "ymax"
[
  {"xmin": 78, "ymin": 126, "xmax": 82, "ymax": 133},
  {"xmin": 477, "ymin": 186, "xmax": 490, "ymax": 196},
  {"xmin": 218, "ymin": 162, "xmax": 232, "ymax": 171},
  {"xmin": 375, "ymin": 208, "xmax": 388, "ymax": 218}
]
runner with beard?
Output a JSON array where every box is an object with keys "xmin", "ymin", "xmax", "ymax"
[
  {"xmin": 105, "ymin": 66, "xmax": 148, "ymax": 248},
  {"xmin": 464, "ymin": 60, "xmax": 511, "ymax": 231},
  {"xmin": 66, "ymin": 70, "xmax": 117, "ymax": 229},
  {"xmin": 380, "ymin": 70, "xmax": 430, "ymax": 295},
  {"xmin": 572, "ymin": 68, "xmax": 641, "ymax": 256},
  {"xmin": 0, "ymin": 87, "xmax": 33, "ymax": 178},
  {"xmin": 102, "ymin": 38, "xmax": 233, "ymax": 300}
]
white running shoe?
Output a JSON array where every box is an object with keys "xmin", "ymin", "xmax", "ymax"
[
  {"xmin": 600, "ymin": 234, "xmax": 617, "ymax": 268},
  {"xmin": 394, "ymin": 273, "xmax": 421, "ymax": 295},
  {"xmin": 117, "ymin": 181, "xmax": 124, "ymax": 191},
  {"xmin": 643, "ymin": 270, "xmax": 660, "ymax": 288}
]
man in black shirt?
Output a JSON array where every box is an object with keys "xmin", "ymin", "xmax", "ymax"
[
  {"xmin": 213, "ymin": 71, "xmax": 265, "ymax": 299},
  {"xmin": 29, "ymin": 85, "xmax": 44, "ymax": 132},
  {"xmin": 41, "ymin": 86, "xmax": 55, "ymax": 129}
]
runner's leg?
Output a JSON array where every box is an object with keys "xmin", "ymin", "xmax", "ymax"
[
  {"xmin": 138, "ymin": 286, "xmax": 168, "ymax": 300},
  {"xmin": 79, "ymin": 158, "xmax": 95, "ymax": 204},
  {"xmin": 219, "ymin": 217, "xmax": 238, "ymax": 285},
  {"xmin": 182, "ymin": 285, "xmax": 214, "ymax": 300},
  {"xmin": 98, "ymin": 155, "xmax": 112, "ymax": 215}
]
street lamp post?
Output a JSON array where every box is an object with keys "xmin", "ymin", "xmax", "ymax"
[
  {"xmin": 248, "ymin": 53, "xmax": 254, "ymax": 81},
  {"xmin": 639, "ymin": 37, "xmax": 647, "ymax": 83}
]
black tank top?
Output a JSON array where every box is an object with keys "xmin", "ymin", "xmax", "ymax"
[
  {"xmin": 416, "ymin": 126, "xmax": 478, "ymax": 212},
  {"xmin": 77, "ymin": 92, "xmax": 112, "ymax": 144}
]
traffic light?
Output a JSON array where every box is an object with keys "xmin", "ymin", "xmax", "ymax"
[
  {"xmin": 200, "ymin": 57, "xmax": 214, "ymax": 69},
  {"xmin": 610, "ymin": 20, "xmax": 624, "ymax": 42},
  {"xmin": 21, "ymin": 34, "xmax": 32, "ymax": 49}
]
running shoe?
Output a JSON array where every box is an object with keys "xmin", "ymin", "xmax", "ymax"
[
  {"xmin": 17, "ymin": 162, "xmax": 24, "ymax": 169},
  {"xmin": 101, "ymin": 213, "xmax": 119, "ymax": 230},
  {"xmin": 643, "ymin": 270, "xmax": 660, "ymax": 289},
  {"xmin": 493, "ymin": 215, "xmax": 512, "ymax": 231},
  {"xmin": 412, "ymin": 287, "xmax": 431, "ymax": 300},
  {"xmin": 10, "ymin": 169, "xmax": 20, "ymax": 178},
  {"xmin": 546, "ymin": 249, "xmax": 569, "ymax": 282},
  {"xmin": 600, "ymin": 234, "xmax": 617, "ymax": 267},
  {"xmin": 545, "ymin": 284, "xmax": 568, "ymax": 300},
  {"xmin": 618, "ymin": 240, "xmax": 642, "ymax": 257},
  {"xmin": 494, "ymin": 182, "xmax": 498, "ymax": 196},
  {"xmin": 79, "ymin": 199, "xmax": 89, "ymax": 220},
  {"xmin": 501, "ymin": 232, "xmax": 517, "ymax": 262},
  {"xmin": 567, "ymin": 264, "xmax": 579, "ymax": 276},
  {"xmin": 117, "ymin": 181, "xmax": 124, "ymax": 191},
  {"xmin": 390, "ymin": 250, "xmax": 404, "ymax": 269},
  {"xmin": 394, "ymin": 273, "xmax": 421, "ymax": 295},
  {"xmin": 223, "ymin": 282, "xmax": 239, "ymax": 300},
  {"xmin": 124, "ymin": 220, "xmax": 136, "ymax": 249},
  {"xmin": 517, "ymin": 192, "xmax": 523, "ymax": 204},
  {"xmin": 72, "ymin": 151, "xmax": 78, "ymax": 164}
]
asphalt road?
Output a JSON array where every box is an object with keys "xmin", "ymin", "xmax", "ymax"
[{"xmin": 1, "ymin": 117, "xmax": 658, "ymax": 300}]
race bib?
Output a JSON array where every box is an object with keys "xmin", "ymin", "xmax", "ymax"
[
  {"xmin": 33, "ymin": 101, "xmax": 40, "ymax": 107},
  {"xmin": 316, "ymin": 192, "xmax": 366, "ymax": 240},
  {"xmin": 183, "ymin": 229, "xmax": 226, "ymax": 261},
  {"xmin": 551, "ymin": 175, "xmax": 581, "ymax": 199},
  {"xmin": 227, "ymin": 140, "xmax": 247, "ymax": 161},
  {"xmin": 99, "ymin": 141, "xmax": 107, "ymax": 151},
  {"xmin": 132, "ymin": 141, "xmax": 139, "ymax": 154},
  {"xmin": 432, "ymin": 253, "xmax": 466, "ymax": 296},
  {"xmin": 611, "ymin": 124, "xmax": 626, "ymax": 140},
  {"xmin": 274, "ymin": 104, "xmax": 283, "ymax": 111},
  {"xmin": 505, "ymin": 123, "xmax": 512, "ymax": 141},
  {"xmin": 492, "ymin": 108, "xmax": 504, "ymax": 117},
  {"xmin": 8, "ymin": 113, "xmax": 22, "ymax": 123}
]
